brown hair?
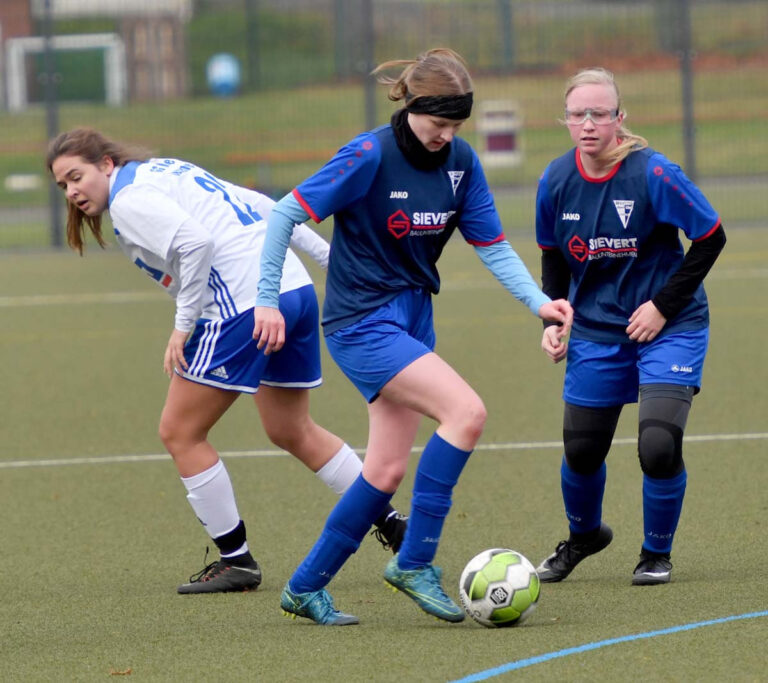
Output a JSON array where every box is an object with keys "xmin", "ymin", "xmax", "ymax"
[
  {"xmin": 46, "ymin": 128, "xmax": 152, "ymax": 254},
  {"xmin": 563, "ymin": 67, "xmax": 648, "ymax": 166},
  {"xmin": 372, "ymin": 47, "xmax": 473, "ymax": 105}
]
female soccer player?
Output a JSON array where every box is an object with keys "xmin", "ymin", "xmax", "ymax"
[
  {"xmin": 253, "ymin": 48, "xmax": 572, "ymax": 625},
  {"xmin": 535, "ymin": 67, "xmax": 726, "ymax": 585},
  {"xmin": 46, "ymin": 128, "xmax": 406, "ymax": 594}
]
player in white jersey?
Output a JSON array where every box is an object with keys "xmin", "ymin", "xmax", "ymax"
[{"xmin": 47, "ymin": 128, "xmax": 406, "ymax": 594}]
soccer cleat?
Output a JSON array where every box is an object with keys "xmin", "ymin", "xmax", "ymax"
[
  {"xmin": 536, "ymin": 523, "xmax": 613, "ymax": 583},
  {"xmin": 370, "ymin": 513, "xmax": 408, "ymax": 553},
  {"xmin": 383, "ymin": 554, "xmax": 465, "ymax": 622},
  {"xmin": 632, "ymin": 550, "xmax": 672, "ymax": 586},
  {"xmin": 280, "ymin": 584, "xmax": 359, "ymax": 625},
  {"xmin": 177, "ymin": 552, "xmax": 262, "ymax": 594}
]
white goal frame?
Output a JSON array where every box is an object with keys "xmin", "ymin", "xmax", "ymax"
[{"xmin": 5, "ymin": 33, "xmax": 127, "ymax": 112}]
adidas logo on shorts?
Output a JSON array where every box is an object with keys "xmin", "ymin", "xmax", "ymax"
[{"xmin": 210, "ymin": 365, "xmax": 229, "ymax": 379}]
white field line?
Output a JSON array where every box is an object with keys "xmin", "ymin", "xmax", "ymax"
[
  {"xmin": 0, "ymin": 291, "xmax": 165, "ymax": 307},
  {"xmin": 2, "ymin": 432, "xmax": 766, "ymax": 470},
  {"xmin": 0, "ymin": 266, "xmax": 765, "ymax": 308}
]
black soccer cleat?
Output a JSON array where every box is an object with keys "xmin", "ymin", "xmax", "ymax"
[
  {"xmin": 370, "ymin": 512, "xmax": 408, "ymax": 554},
  {"xmin": 632, "ymin": 549, "xmax": 672, "ymax": 586},
  {"xmin": 536, "ymin": 523, "xmax": 613, "ymax": 582},
  {"xmin": 177, "ymin": 551, "xmax": 262, "ymax": 594}
]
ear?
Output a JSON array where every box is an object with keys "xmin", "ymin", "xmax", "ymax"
[{"xmin": 99, "ymin": 155, "xmax": 115, "ymax": 176}]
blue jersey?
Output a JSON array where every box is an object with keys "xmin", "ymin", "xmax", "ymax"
[
  {"xmin": 536, "ymin": 147, "xmax": 720, "ymax": 343},
  {"xmin": 293, "ymin": 125, "xmax": 505, "ymax": 333}
]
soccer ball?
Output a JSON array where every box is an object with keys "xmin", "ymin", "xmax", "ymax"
[{"xmin": 458, "ymin": 548, "xmax": 540, "ymax": 628}]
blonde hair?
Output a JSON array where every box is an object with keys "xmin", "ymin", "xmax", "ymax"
[
  {"xmin": 46, "ymin": 127, "xmax": 152, "ymax": 255},
  {"xmin": 564, "ymin": 67, "xmax": 648, "ymax": 166},
  {"xmin": 372, "ymin": 47, "xmax": 473, "ymax": 105}
]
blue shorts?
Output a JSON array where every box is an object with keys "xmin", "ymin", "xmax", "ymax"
[
  {"xmin": 180, "ymin": 284, "xmax": 322, "ymax": 393},
  {"xmin": 325, "ymin": 288, "xmax": 436, "ymax": 403},
  {"xmin": 564, "ymin": 329, "xmax": 709, "ymax": 407}
]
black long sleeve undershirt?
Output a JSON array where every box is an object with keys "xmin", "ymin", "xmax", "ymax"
[
  {"xmin": 540, "ymin": 247, "xmax": 571, "ymax": 301},
  {"xmin": 540, "ymin": 247, "xmax": 571, "ymax": 328},
  {"xmin": 651, "ymin": 224, "xmax": 726, "ymax": 320},
  {"xmin": 539, "ymin": 223, "xmax": 727, "ymax": 326}
]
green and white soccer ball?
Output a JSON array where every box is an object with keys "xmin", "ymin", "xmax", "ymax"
[{"xmin": 458, "ymin": 548, "xmax": 540, "ymax": 628}]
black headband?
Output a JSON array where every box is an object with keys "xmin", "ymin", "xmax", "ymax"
[{"xmin": 405, "ymin": 92, "xmax": 473, "ymax": 120}]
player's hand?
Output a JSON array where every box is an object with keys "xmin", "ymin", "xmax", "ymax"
[
  {"xmin": 626, "ymin": 301, "xmax": 666, "ymax": 342},
  {"xmin": 253, "ymin": 306, "xmax": 285, "ymax": 355},
  {"xmin": 541, "ymin": 325, "xmax": 568, "ymax": 363},
  {"xmin": 538, "ymin": 299, "xmax": 573, "ymax": 339},
  {"xmin": 164, "ymin": 328, "xmax": 190, "ymax": 377}
]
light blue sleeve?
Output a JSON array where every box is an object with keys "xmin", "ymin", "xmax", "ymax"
[
  {"xmin": 256, "ymin": 193, "xmax": 310, "ymax": 308},
  {"xmin": 474, "ymin": 241, "xmax": 551, "ymax": 316}
]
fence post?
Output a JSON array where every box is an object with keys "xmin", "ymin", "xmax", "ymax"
[
  {"xmin": 497, "ymin": 0, "xmax": 515, "ymax": 70},
  {"xmin": 362, "ymin": 0, "xmax": 376, "ymax": 131},
  {"xmin": 679, "ymin": 0, "xmax": 696, "ymax": 181},
  {"xmin": 43, "ymin": 0, "xmax": 62, "ymax": 248}
]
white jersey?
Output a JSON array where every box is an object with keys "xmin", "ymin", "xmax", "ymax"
[{"xmin": 107, "ymin": 158, "xmax": 329, "ymax": 332}]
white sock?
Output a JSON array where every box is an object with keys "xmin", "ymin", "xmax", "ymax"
[
  {"xmin": 315, "ymin": 443, "xmax": 363, "ymax": 495},
  {"xmin": 181, "ymin": 459, "xmax": 247, "ymax": 554}
]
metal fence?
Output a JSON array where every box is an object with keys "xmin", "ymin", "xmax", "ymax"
[{"xmin": 1, "ymin": 0, "xmax": 766, "ymax": 248}]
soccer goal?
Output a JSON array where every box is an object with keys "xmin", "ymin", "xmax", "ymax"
[{"xmin": 4, "ymin": 32, "xmax": 127, "ymax": 112}]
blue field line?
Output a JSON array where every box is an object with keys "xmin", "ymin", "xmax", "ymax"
[{"xmin": 450, "ymin": 610, "xmax": 768, "ymax": 682}]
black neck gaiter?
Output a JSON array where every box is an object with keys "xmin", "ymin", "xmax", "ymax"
[{"xmin": 390, "ymin": 108, "xmax": 451, "ymax": 171}]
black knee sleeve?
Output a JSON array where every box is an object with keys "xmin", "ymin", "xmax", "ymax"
[
  {"xmin": 638, "ymin": 384, "xmax": 693, "ymax": 478},
  {"xmin": 563, "ymin": 403, "xmax": 622, "ymax": 475}
]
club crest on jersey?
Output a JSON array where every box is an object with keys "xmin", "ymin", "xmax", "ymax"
[
  {"xmin": 613, "ymin": 199, "xmax": 635, "ymax": 229},
  {"xmin": 447, "ymin": 171, "xmax": 464, "ymax": 195}
]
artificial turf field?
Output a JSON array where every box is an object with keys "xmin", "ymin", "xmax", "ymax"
[{"xmin": 1, "ymin": 226, "xmax": 766, "ymax": 681}]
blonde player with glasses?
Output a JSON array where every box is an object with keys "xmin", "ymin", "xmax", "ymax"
[
  {"xmin": 535, "ymin": 67, "xmax": 726, "ymax": 586},
  {"xmin": 46, "ymin": 128, "xmax": 407, "ymax": 595}
]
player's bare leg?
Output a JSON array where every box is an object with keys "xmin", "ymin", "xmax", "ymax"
[{"xmin": 160, "ymin": 375, "xmax": 261, "ymax": 593}]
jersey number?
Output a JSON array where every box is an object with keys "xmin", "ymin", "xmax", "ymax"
[{"xmin": 194, "ymin": 172, "xmax": 262, "ymax": 226}]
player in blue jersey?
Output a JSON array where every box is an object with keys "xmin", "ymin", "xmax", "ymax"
[
  {"xmin": 46, "ymin": 128, "xmax": 407, "ymax": 594},
  {"xmin": 534, "ymin": 67, "xmax": 726, "ymax": 586},
  {"xmin": 253, "ymin": 48, "xmax": 573, "ymax": 625}
]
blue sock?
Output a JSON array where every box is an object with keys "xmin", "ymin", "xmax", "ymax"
[
  {"xmin": 398, "ymin": 432, "xmax": 472, "ymax": 570},
  {"xmin": 642, "ymin": 470, "xmax": 687, "ymax": 555},
  {"xmin": 290, "ymin": 475, "xmax": 392, "ymax": 593},
  {"xmin": 561, "ymin": 458, "xmax": 606, "ymax": 536}
]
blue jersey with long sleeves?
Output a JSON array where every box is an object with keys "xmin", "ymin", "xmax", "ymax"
[
  {"xmin": 536, "ymin": 147, "xmax": 720, "ymax": 343},
  {"xmin": 293, "ymin": 124, "xmax": 505, "ymax": 333}
]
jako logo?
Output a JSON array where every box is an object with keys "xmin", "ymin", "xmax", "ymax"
[
  {"xmin": 389, "ymin": 190, "xmax": 408, "ymax": 199},
  {"xmin": 568, "ymin": 235, "xmax": 588, "ymax": 262},
  {"xmin": 671, "ymin": 364, "xmax": 693, "ymax": 373},
  {"xmin": 388, "ymin": 210, "xmax": 411, "ymax": 239},
  {"xmin": 562, "ymin": 212, "xmax": 581, "ymax": 220}
]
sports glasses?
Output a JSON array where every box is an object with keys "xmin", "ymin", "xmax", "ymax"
[{"xmin": 564, "ymin": 108, "xmax": 619, "ymax": 125}]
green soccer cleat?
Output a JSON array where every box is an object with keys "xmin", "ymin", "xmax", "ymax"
[
  {"xmin": 280, "ymin": 583, "xmax": 359, "ymax": 626},
  {"xmin": 383, "ymin": 554, "xmax": 465, "ymax": 622}
]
